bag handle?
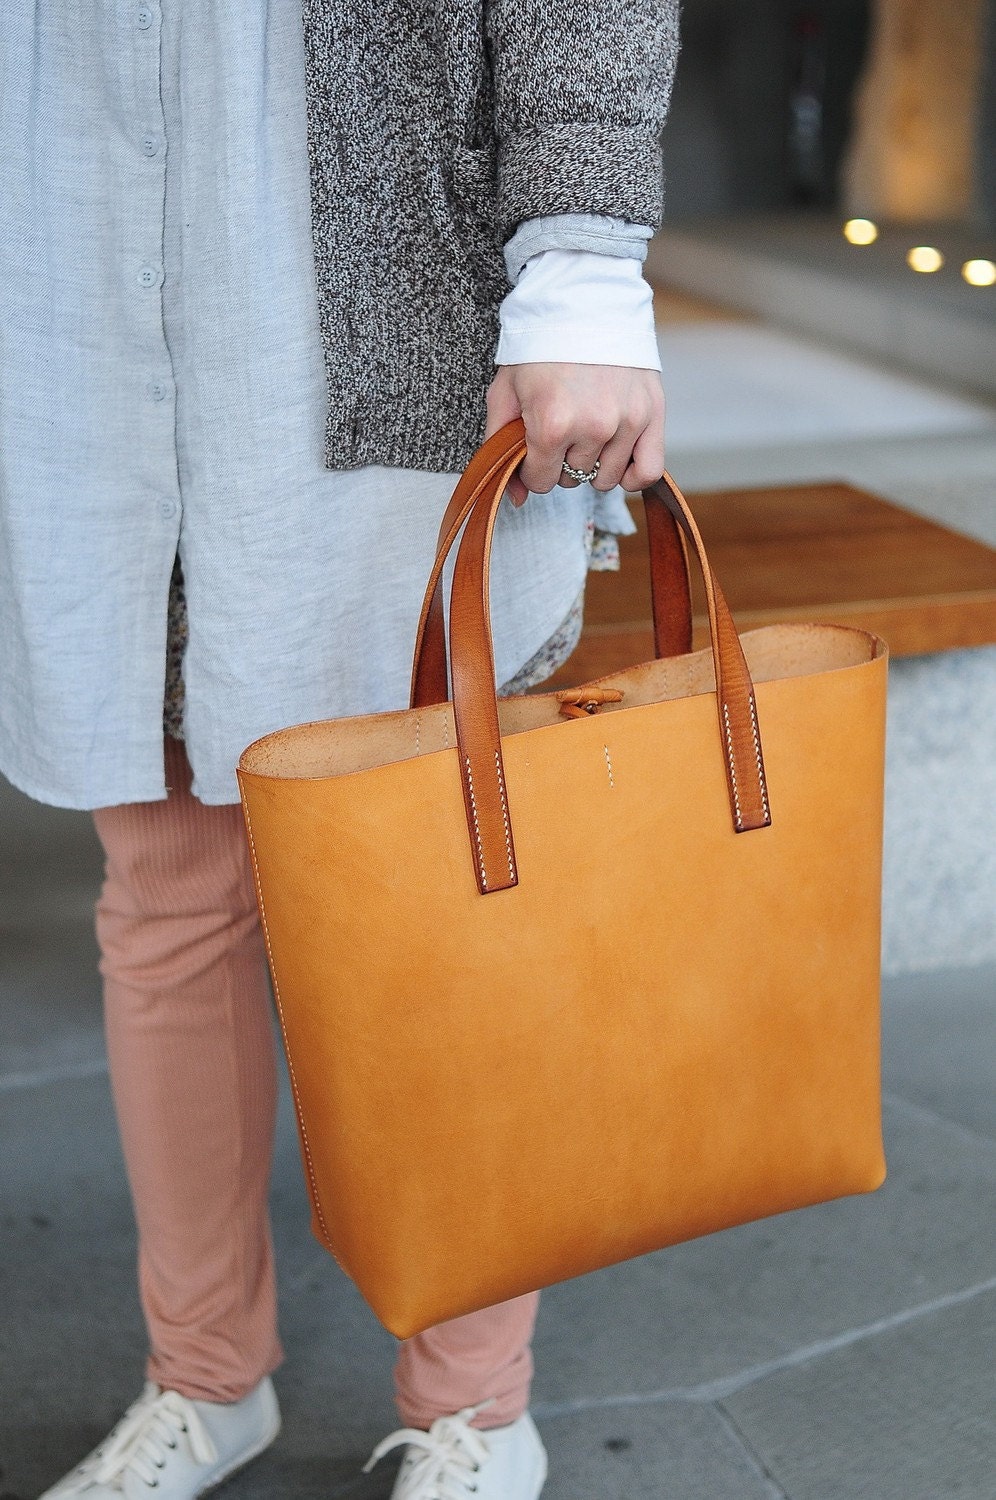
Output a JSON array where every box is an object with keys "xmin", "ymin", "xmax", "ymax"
[
  {"xmin": 409, "ymin": 422, "xmax": 535, "ymax": 710},
  {"xmin": 432, "ymin": 422, "xmax": 771, "ymax": 895},
  {"xmin": 410, "ymin": 419, "xmax": 694, "ymax": 710}
]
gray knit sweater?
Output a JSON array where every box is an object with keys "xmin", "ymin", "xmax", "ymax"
[{"xmin": 302, "ymin": 0, "xmax": 680, "ymax": 471}]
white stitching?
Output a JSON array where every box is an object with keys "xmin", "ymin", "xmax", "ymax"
[
  {"xmin": 464, "ymin": 755, "xmax": 488, "ymax": 889},
  {"xmin": 241, "ymin": 800, "xmax": 336, "ymax": 1253},
  {"xmin": 442, "ymin": 713, "xmax": 449, "ymax": 751},
  {"xmin": 721, "ymin": 702, "xmax": 744, "ymax": 832},
  {"xmin": 749, "ymin": 695, "xmax": 771, "ymax": 823},
  {"xmin": 603, "ymin": 744, "xmax": 615, "ymax": 789},
  {"xmin": 415, "ymin": 715, "xmax": 420, "ymax": 757},
  {"xmin": 494, "ymin": 750, "xmax": 515, "ymax": 880}
]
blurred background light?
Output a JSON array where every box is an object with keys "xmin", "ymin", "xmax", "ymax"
[
  {"xmin": 962, "ymin": 258, "xmax": 996, "ymax": 287},
  {"xmin": 907, "ymin": 245, "xmax": 944, "ymax": 273},
  {"xmin": 843, "ymin": 217, "xmax": 879, "ymax": 245}
]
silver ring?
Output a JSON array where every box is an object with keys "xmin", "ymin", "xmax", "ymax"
[{"xmin": 561, "ymin": 459, "xmax": 601, "ymax": 485}]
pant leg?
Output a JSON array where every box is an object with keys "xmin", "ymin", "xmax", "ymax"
[
  {"xmin": 394, "ymin": 1292, "xmax": 541, "ymax": 1430},
  {"xmin": 92, "ymin": 736, "xmax": 282, "ymax": 1403}
]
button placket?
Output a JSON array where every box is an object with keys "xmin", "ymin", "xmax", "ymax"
[{"xmin": 125, "ymin": 0, "xmax": 181, "ymax": 536}]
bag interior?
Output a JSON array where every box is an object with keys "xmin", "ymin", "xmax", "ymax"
[{"xmin": 239, "ymin": 622, "xmax": 886, "ymax": 782}]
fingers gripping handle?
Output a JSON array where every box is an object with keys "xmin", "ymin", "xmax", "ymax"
[{"xmin": 410, "ymin": 421, "xmax": 695, "ymax": 707}]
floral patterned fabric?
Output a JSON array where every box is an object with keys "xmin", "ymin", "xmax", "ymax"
[{"xmin": 163, "ymin": 555, "xmax": 189, "ymax": 742}]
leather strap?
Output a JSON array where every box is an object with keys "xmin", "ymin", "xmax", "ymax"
[
  {"xmin": 410, "ymin": 422, "xmax": 531, "ymax": 710},
  {"xmin": 436, "ymin": 423, "xmax": 771, "ymax": 894},
  {"xmin": 645, "ymin": 497, "xmax": 694, "ymax": 656},
  {"xmin": 411, "ymin": 421, "xmax": 694, "ymax": 706},
  {"xmin": 644, "ymin": 477, "xmax": 772, "ymax": 838},
  {"xmin": 448, "ymin": 447, "xmax": 527, "ymax": 893}
]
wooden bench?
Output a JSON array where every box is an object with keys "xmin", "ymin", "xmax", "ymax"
[{"xmin": 544, "ymin": 482, "xmax": 996, "ymax": 687}]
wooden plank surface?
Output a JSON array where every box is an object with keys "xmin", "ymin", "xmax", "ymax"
[{"xmin": 543, "ymin": 482, "xmax": 996, "ymax": 686}]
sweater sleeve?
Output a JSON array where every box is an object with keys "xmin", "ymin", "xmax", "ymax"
[{"xmin": 485, "ymin": 0, "xmax": 680, "ymax": 238}]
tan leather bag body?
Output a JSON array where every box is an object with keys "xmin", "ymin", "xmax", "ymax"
[{"xmin": 238, "ymin": 419, "xmax": 888, "ymax": 1339}]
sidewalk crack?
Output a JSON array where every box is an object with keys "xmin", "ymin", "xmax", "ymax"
[
  {"xmin": 712, "ymin": 1400, "xmax": 791, "ymax": 1500},
  {"xmin": 883, "ymin": 1088, "xmax": 996, "ymax": 1152},
  {"xmin": 532, "ymin": 1275, "xmax": 996, "ymax": 1420}
]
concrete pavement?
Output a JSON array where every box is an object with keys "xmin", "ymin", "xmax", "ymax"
[{"xmin": 1, "ymin": 783, "xmax": 993, "ymax": 1499}]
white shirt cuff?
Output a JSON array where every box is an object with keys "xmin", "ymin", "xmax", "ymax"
[{"xmin": 495, "ymin": 248, "xmax": 661, "ymax": 372}]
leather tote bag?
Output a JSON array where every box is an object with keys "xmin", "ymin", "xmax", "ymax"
[{"xmin": 238, "ymin": 418, "xmax": 888, "ymax": 1339}]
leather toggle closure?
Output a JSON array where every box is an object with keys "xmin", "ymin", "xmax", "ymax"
[{"xmin": 556, "ymin": 686, "xmax": 625, "ymax": 719}]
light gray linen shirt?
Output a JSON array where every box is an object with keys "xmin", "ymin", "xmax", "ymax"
[{"xmin": 0, "ymin": 2, "xmax": 642, "ymax": 809}]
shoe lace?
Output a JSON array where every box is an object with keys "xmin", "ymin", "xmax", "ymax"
[
  {"xmin": 93, "ymin": 1388, "xmax": 217, "ymax": 1489},
  {"xmin": 363, "ymin": 1402, "xmax": 494, "ymax": 1500},
  {"xmin": 62, "ymin": 1384, "xmax": 162, "ymax": 1484}
]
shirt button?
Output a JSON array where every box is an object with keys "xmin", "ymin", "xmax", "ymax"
[
  {"xmin": 138, "ymin": 264, "xmax": 162, "ymax": 289},
  {"xmin": 160, "ymin": 499, "xmax": 178, "ymax": 520},
  {"xmin": 141, "ymin": 133, "xmax": 162, "ymax": 157},
  {"xmin": 136, "ymin": 6, "xmax": 154, "ymax": 28},
  {"xmin": 149, "ymin": 380, "xmax": 169, "ymax": 402}
]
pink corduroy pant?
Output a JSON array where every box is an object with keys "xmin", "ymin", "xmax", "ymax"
[{"xmin": 92, "ymin": 734, "xmax": 539, "ymax": 1427}]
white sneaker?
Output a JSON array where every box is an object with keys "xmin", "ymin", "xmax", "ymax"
[
  {"xmin": 37, "ymin": 1376, "xmax": 280, "ymax": 1499},
  {"xmin": 365, "ymin": 1404, "xmax": 547, "ymax": 1500}
]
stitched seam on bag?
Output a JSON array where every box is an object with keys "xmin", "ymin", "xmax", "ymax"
[
  {"xmin": 749, "ymin": 695, "xmax": 771, "ymax": 822},
  {"xmin": 415, "ymin": 715, "xmax": 421, "ymax": 757},
  {"xmin": 241, "ymin": 802, "xmax": 337, "ymax": 1254},
  {"xmin": 465, "ymin": 756, "xmax": 488, "ymax": 889},
  {"xmin": 721, "ymin": 703, "xmax": 744, "ymax": 832},
  {"xmin": 442, "ymin": 713, "xmax": 449, "ymax": 750},
  {"xmin": 494, "ymin": 750, "xmax": 515, "ymax": 880},
  {"xmin": 603, "ymin": 744, "xmax": 615, "ymax": 789}
]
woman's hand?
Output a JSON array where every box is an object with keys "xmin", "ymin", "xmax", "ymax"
[{"xmin": 484, "ymin": 362, "xmax": 666, "ymax": 507}]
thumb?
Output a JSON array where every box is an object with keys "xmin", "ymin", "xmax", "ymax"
[{"xmin": 484, "ymin": 367, "xmax": 528, "ymax": 506}]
